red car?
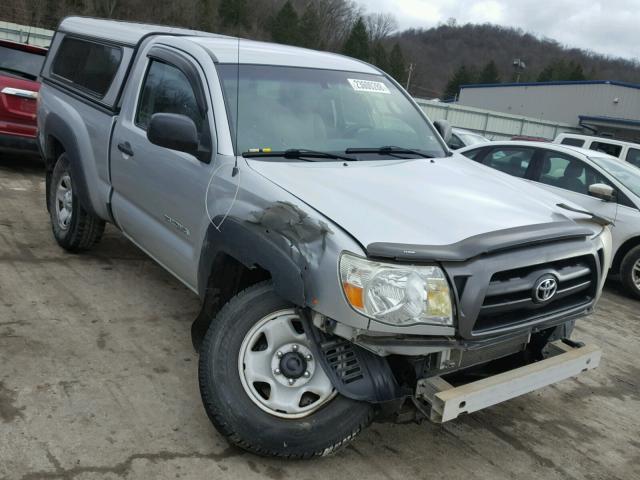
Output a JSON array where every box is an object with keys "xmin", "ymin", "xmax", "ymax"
[{"xmin": 0, "ymin": 39, "xmax": 47, "ymax": 156}]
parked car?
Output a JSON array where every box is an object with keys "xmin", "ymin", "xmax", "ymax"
[
  {"xmin": 554, "ymin": 133, "xmax": 640, "ymax": 168},
  {"xmin": 0, "ymin": 39, "xmax": 47, "ymax": 156},
  {"xmin": 38, "ymin": 17, "xmax": 611, "ymax": 458},
  {"xmin": 460, "ymin": 140, "xmax": 640, "ymax": 299},
  {"xmin": 447, "ymin": 127, "xmax": 490, "ymax": 149}
]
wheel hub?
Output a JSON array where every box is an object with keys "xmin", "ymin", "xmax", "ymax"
[
  {"xmin": 271, "ymin": 342, "xmax": 315, "ymax": 387},
  {"xmin": 633, "ymin": 259, "xmax": 640, "ymax": 289},
  {"xmin": 279, "ymin": 352, "xmax": 307, "ymax": 379},
  {"xmin": 55, "ymin": 174, "xmax": 73, "ymax": 230}
]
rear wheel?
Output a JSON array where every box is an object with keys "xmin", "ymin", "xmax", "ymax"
[
  {"xmin": 620, "ymin": 246, "xmax": 640, "ymax": 300},
  {"xmin": 49, "ymin": 153, "xmax": 105, "ymax": 252},
  {"xmin": 198, "ymin": 282, "xmax": 374, "ymax": 458}
]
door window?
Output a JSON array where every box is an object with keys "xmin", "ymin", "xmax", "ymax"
[
  {"xmin": 626, "ymin": 148, "xmax": 640, "ymax": 168},
  {"xmin": 136, "ymin": 60, "xmax": 203, "ymax": 131},
  {"xmin": 589, "ymin": 141, "xmax": 622, "ymax": 158},
  {"xmin": 482, "ymin": 147, "xmax": 534, "ymax": 178},
  {"xmin": 560, "ymin": 137, "xmax": 585, "ymax": 147},
  {"xmin": 537, "ymin": 151, "xmax": 611, "ymax": 196},
  {"xmin": 448, "ymin": 134, "xmax": 465, "ymax": 150}
]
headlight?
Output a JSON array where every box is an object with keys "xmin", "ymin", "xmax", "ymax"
[{"xmin": 339, "ymin": 252, "xmax": 453, "ymax": 326}]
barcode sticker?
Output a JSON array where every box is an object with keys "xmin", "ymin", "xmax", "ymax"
[{"xmin": 348, "ymin": 79, "xmax": 391, "ymax": 94}]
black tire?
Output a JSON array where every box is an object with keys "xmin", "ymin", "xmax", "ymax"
[
  {"xmin": 620, "ymin": 246, "xmax": 640, "ymax": 300},
  {"xmin": 198, "ymin": 282, "xmax": 374, "ymax": 459},
  {"xmin": 48, "ymin": 153, "xmax": 105, "ymax": 252}
]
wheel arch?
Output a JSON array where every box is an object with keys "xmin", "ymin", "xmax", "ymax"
[
  {"xmin": 191, "ymin": 217, "xmax": 307, "ymax": 350},
  {"xmin": 611, "ymin": 236, "xmax": 640, "ymax": 274},
  {"xmin": 42, "ymin": 114, "xmax": 96, "ymax": 217}
]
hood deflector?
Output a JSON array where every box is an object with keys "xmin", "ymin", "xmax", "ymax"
[{"xmin": 367, "ymin": 222, "xmax": 594, "ymax": 262}]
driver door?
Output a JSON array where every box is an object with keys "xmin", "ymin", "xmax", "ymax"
[{"xmin": 110, "ymin": 46, "xmax": 215, "ymax": 290}]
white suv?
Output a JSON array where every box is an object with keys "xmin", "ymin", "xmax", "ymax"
[{"xmin": 554, "ymin": 133, "xmax": 640, "ymax": 168}]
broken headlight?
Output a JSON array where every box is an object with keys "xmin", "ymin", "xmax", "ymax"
[{"xmin": 339, "ymin": 252, "xmax": 453, "ymax": 326}]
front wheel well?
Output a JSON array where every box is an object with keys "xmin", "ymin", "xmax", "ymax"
[
  {"xmin": 611, "ymin": 237, "xmax": 640, "ymax": 274},
  {"xmin": 191, "ymin": 253, "xmax": 272, "ymax": 350}
]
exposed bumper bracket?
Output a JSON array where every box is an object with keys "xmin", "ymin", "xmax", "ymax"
[{"xmin": 416, "ymin": 340, "xmax": 601, "ymax": 423}]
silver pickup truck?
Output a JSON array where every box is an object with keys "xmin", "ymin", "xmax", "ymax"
[{"xmin": 38, "ymin": 17, "xmax": 612, "ymax": 459}]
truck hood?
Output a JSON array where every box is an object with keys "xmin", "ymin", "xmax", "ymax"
[{"xmin": 246, "ymin": 155, "xmax": 586, "ymax": 248}]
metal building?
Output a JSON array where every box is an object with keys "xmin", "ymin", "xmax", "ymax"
[{"xmin": 458, "ymin": 80, "xmax": 640, "ymax": 142}]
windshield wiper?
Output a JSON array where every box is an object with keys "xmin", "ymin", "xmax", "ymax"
[
  {"xmin": 243, "ymin": 148, "xmax": 357, "ymax": 162},
  {"xmin": 345, "ymin": 146, "xmax": 435, "ymax": 159},
  {"xmin": 0, "ymin": 67, "xmax": 37, "ymax": 81}
]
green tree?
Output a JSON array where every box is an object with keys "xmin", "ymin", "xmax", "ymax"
[
  {"xmin": 371, "ymin": 41, "xmax": 389, "ymax": 72},
  {"xmin": 443, "ymin": 65, "xmax": 475, "ymax": 100},
  {"xmin": 537, "ymin": 64, "xmax": 554, "ymax": 82},
  {"xmin": 536, "ymin": 60, "xmax": 587, "ymax": 82},
  {"xmin": 478, "ymin": 60, "xmax": 500, "ymax": 84},
  {"xmin": 567, "ymin": 62, "xmax": 586, "ymax": 80},
  {"xmin": 343, "ymin": 17, "xmax": 370, "ymax": 61},
  {"xmin": 270, "ymin": 1, "xmax": 301, "ymax": 46},
  {"xmin": 197, "ymin": 0, "xmax": 214, "ymax": 32},
  {"xmin": 299, "ymin": 3, "xmax": 322, "ymax": 49},
  {"xmin": 388, "ymin": 43, "xmax": 407, "ymax": 84},
  {"xmin": 218, "ymin": 0, "xmax": 250, "ymax": 29}
]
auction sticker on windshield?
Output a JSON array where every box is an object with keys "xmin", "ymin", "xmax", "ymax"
[{"xmin": 348, "ymin": 79, "xmax": 391, "ymax": 94}]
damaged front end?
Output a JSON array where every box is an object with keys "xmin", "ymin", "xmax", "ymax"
[{"xmin": 294, "ymin": 221, "xmax": 610, "ymax": 423}]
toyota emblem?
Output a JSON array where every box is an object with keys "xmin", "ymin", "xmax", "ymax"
[{"xmin": 533, "ymin": 275, "xmax": 558, "ymax": 303}]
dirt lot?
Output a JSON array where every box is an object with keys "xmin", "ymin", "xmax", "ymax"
[{"xmin": 0, "ymin": 155, "xmax": 639, "ymax": 480}]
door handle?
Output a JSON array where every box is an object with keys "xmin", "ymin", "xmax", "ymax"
[{"xmin": 117, "ymin": 141, "xmax": 134, "ymax": 157}]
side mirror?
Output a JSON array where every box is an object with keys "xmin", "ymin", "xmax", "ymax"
[
  {"xmin": 147, "ymin": 113, "xmax": 199, "ymax": 157},
  {"xmin": 434, "ymin": 119, "xmax": 452, "ymax": 144},
  {"xmin": 589, "ymin": 183, "xmax": 616, "ymax": 202}
]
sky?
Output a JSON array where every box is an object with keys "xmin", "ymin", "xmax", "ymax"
[{"xmin": 358, "ymin": 0, "xmax": 640, "ymax": 61}]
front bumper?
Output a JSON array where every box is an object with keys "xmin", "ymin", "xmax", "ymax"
[{"xmin": 416, "ymin": 340, "xmax": 601, "ymax": 422}]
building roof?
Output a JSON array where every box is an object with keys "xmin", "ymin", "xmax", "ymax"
[{"xmin": 460, "ymin": 80, "xmax": 640, "ymax": 91}]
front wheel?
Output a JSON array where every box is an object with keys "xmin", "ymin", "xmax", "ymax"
[
  {"xmin": 620, "ymin": 246, "xmax": 640, "ymax": 300},
  {"xmin": 198, "ymin": 282, "xmax": 374, "ymax": 458}
]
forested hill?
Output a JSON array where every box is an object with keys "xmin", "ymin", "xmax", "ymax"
[
  {"xmin": 392, "ymin": 23, "xmax": 640, "ymax": 99},
  {"xmin": 4, "ymin": 0, "xmax": 640, "ymax": 99}
]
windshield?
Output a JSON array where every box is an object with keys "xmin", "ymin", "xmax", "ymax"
[
  {"xmin": 217, "ymin": 64, "xmax": 446, "ymax": 158},
  {"xmin": 456, "ymin": 131, "xmax": 489, "ymax": 146},
  {"xmin": 0, "ymin": 45, "xmax": 45, "ymax": 79},
  {"xmin": 590, "ymin": 155, "xmax": 640, "ymax": 198}
]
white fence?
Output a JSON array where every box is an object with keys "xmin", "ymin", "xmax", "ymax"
[
  {"xmin": 0, "ymin": 21, "xmax": 53, "ymax": 48},
  {"xmin": 415, "ymin": 98, "xmax": 583, "ymax": 141}
]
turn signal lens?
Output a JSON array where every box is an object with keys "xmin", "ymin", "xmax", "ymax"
[{"xmin": 342, "ymin": 282, "xmax": 364, "ymax": 309}]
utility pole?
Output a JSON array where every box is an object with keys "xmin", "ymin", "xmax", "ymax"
[
  {"xmin": 512, "ymin": 58, "xmax": 526, "ymax": 83},
  {"xmin": 406, "ymin": 63, "xmax": 415, "ymax": 92}
]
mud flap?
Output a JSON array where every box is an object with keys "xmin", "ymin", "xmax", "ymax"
[{"xmin": 300, "ymin": 315, "xmax": 404, "ymax": 403}]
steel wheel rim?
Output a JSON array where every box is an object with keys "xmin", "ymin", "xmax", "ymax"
[
  {"xmin": 238, "ymin": 309, "xmax": 336, "ymax": 419},
  {"xmin": 55, "ymin": 174, "xmax": 73, "ymax": 231},
  {"xmin": 633, "ymin": 259, "xmax": 640, "ymax": 290}
]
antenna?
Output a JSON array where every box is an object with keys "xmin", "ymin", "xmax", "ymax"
[{"xmin": 232, "ymin": 36, "xmax": 240, "ymax": 177}]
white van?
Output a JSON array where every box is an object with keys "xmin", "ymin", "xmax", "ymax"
[{"xmin": 554, "ymin": 133, "xmax": 640, "ymax": 168}]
